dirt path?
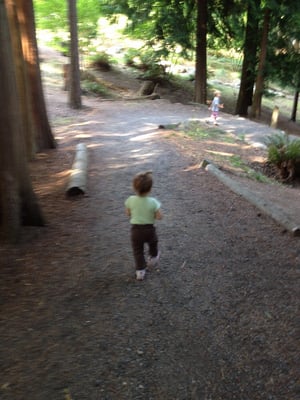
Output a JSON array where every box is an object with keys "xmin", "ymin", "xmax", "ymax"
[{"xmin": 1, "ymin": 54, "xmax": 299, "ymax": 400}]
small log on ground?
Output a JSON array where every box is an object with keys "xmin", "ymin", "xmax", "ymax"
[
  {"xmin": 158, "ymin": 122, "xmax": 181, "ymax": 130},
  {"xmin": 204, "ymin": 160, "xmax": 300, "ymax": 236},
  {"xmin": 66, "ymin": 143, "xmax": 88, "ymax": 196},
  {"xmin": 270, "ymin": 106, "xmax": 279, "ymax": 128},
  {"xmin": 126, "ymin": 93, "xmax": 160, "ymax": 101}
]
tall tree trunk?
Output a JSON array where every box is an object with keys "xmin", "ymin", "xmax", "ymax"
[
  {"xmin": 68, "ymin": 0, "xmax": 82, "ymax": 109},
  {"xmin": 0, "ymin": 0, "xmax": 44, "ymax": 242},
  {"xmin": 6, "ymin": 0, "xmax": 36, "ymax": 159},
  {"xmin": 194, "ymin": 0, "xmax": 207, "ymax": 104},
  {"xmin": 291, "ymin": 90, "xmax": 299, "ymax": 122},
  {"xmin": 235, "ymin": 0, "xmax": 260, "ymax": 116},
  {"xmin": 18, "ymin": 0, "xmax": 56, "ymax": 151},
  {"xmin": 251, "ymin": 8, "xmax": 271, "ymax": 119}
]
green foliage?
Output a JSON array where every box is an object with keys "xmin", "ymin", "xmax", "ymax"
[
  {"xmin": 264, "ymin": 133, "xmax": 300, "ymax": 181},
  {"xmin": 230, "ymin": 56, "xmax": 243, "ymax": 73},
  {"xmin": 123, "ymin": 48, "xmax": 138, "ymax": 67},
  {"xmin": 267, "ymin": 3, "xmax": 300, "ymax": 91},
  {"xmin": 184, "ymin": 123, "xmax": 273, "ymax": 182},
  {"xmin": 88, "ymin": 52, "xmax": 113, "ymax": 71},
  {"xmin": 81, "ymin": 80, "xmax": 111, "ymax": 97},
  {"xmin": 124, "ymin": 47, "xmax": 166, "ymax": 79},
  {"xmin": 265, "ymin": 133, "xmax": 300, "ymax": 163},
  {"xmin": 99, "ymin": 0, "xmax": 196, "ymax": 57},
  {"xmin": 228, "ymin": 155, "xmax": 273, "ymax": 183},
  {"xmin": 207, "ymin": 1, "xmax": 248, "ymax": 51},
  {"xmin": 248, "ymin": 170, "xmax": 273, "ymax": 183},
  {"xmin": 229, "ymin": 155, "xmax": 244, "ymax": 168},
  {"xmin": 34, "ymin": 0, "xmax": 67, "ymax": 31},
  {"xmin": 185, "ymin": 121, "xmax": 221, "ymax": 138},
  {"xmin": 80, "ymin": 67, "xmax": 120, "ymax": 98},
  {"xmin": 34, "ymin": 0, "xmax": 300, "ymax": 120},
  {"xmin": 34, "ymin": 0, "xmax": 101, "ymax": 49}
]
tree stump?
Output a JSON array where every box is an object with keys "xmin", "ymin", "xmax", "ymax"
[{"xmin": 138, "ymin": 81, "xmax": 156, "ymax": 96}]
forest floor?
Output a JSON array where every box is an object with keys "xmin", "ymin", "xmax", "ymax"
[{"xmin": 0, "ymin": 47, "xmax": 300, "ymax": 400}]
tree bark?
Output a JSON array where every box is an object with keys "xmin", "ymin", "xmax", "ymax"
[
  {"xmin": 194, "ymin": 0, "xmax": 207, "ymax": 104},
  {"xmin": 0, "ymin": 0, "xmax": 44, "ymax": 242},
  {"xmin": 251, "ymin": 8, "xmax": 271, "ymax": 119},
  {"xmin": 6, "ymin": 0, "xmax": 35, "ymax": 159},
  {"xmin": 291, "ymin": 90, "xmax": 299, "ymax": 122},
  {"xmin": 18, "ymin": 0, "xmax": 56, "ymax": 151},
  {"xmin": 68, "ymin": 0, "xmax": 82, "ymax": 109},
  {"xmin": 235, "ymin": 0, "xmax": 260, "ymax": 116}
]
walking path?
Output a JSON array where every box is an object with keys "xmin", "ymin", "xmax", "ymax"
[
  {"xmin": 1, "ymin": 52, "xmax": 299, "ymax": 400},
  {"xmin": 63, "ymin": 98, "xmax": 299, "ymax": 399},
  {"xmin": 41, "ymin": 44, "xmax": 300, "ymax": 235},
  {"xmin": 203, "ymin": 111, "xmax": 299, "ymax": 148},
  {"xmin": 1, "ymin": 102, "xmax": 299, "ymax": 400},
  {"xmin": 197, "ymin": 111, "xmax": 300, "ymax": 236},
  {"xmin": 117, "ymin": 98, "xmax": 300, "ymax": 236}
]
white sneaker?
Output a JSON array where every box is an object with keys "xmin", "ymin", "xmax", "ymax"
[
  {"xmin": 136, "ymin": 269, "xmax": 146, "ymax": 281},
  {"xmin": 147, "ymin": 251, "xmax": 160, "ymax": 269}
]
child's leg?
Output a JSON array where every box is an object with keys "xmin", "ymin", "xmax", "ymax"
[
  {"xmin": 213, "ymin": 111, "xmax": 219, "ymax": 124},
  {"xmin": 147, "ymin": 227, "xmax": 160, "ymax": 268},
  {"xmin": 131, "ymin": 226, "xmax": 147, "ymax": 270},
  {"xmin": 148, "ymin": 227, "xmax": 158, "ymax": 258}
]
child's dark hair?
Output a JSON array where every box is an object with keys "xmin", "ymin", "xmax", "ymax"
[{"xmin": 133, "ymin": 171, "xmax": 153, "ymax": 195}]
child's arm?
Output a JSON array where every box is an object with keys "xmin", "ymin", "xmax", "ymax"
[
  {"xmin": 125, "ymin": 208, "xmax": 131, "ymax": 217},
  {"xmin": 155, "ymin": 209, "xmax": 163, "ymax": 220}
]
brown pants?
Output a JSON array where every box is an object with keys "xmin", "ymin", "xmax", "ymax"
[{"xmin": 131, "ymin": 224, "xmax": 158, "ymax": 270}]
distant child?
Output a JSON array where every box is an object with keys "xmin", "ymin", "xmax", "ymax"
[
  {"xmin": 125, "ymin": 171, "xmax": 162, "ymax": 281},
  {"xmin": 209, "ymin": 90, "xmax": 224, "ymax": 125}
]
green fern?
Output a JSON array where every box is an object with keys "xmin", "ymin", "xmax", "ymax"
[{"xmin": 264, "ymin": 133, "xmax": 300, "ymax": 180}]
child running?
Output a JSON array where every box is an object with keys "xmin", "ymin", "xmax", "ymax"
[
  {"xmin": 125, "ymin": 171, "xmax": 162, "ymax": 281},
  {"xmin": 209, "ymin": 90, "xmax": 224, "ymax": 125}
]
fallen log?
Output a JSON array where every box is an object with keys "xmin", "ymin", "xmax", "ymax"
[
  {"xmin": 125, "ymin": 93, "xmax": 160, "ymax": 101},
  {"xmin": 124, "ymin": 81, "xmax": 160, "ymax": 100},
  {"xmin": 203, "ymin": 160, "xmax": 300, "ymax": 236},
  {"xmin": 66, "ymin": 143, "xmax": 88, "ymax": 196}
]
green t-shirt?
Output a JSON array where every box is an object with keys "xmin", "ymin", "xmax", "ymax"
[{"xmin": 125, "ymin": 195, "xmax": 161, "ymax": 224}]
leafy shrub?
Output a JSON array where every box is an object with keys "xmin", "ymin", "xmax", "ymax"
[
  {"xmin": 124, "ymin": 48, "xmax": 166, "ymax": 80},
  {"xmin": 264, "ymin": 133, "xmax": 300, "ymax": 181},
  {"xmin": 81, "ymin": 80, "xmax": 110, "ymax": 97},
  {"xmin": 89, "ymin": 52, "xmax": 112, "ymax": 71},
  {"xmin": 124, "ymin": 48, "xmax": 139, "ymax": 67},
  {"xmin": 230, "ymin": 57, "xmax": 242, "ymax": 73}
]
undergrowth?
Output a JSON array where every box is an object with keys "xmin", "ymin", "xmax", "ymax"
[
  {"xmin": 184, "ymin": 121, "xmax": 273, "ymax": 183},
  {"xmin": 264, "ymin": 133, "xmax": 300, "ymax": 181}
]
